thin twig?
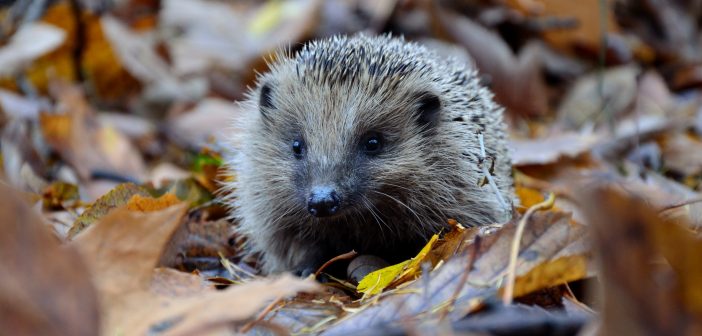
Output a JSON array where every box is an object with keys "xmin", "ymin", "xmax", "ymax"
[
  {"xmin": 314, "ymin": 250, "xmax": 358, "ymax": 278},
  {"xmin": 239, "ymin": 296, "xmax": 283, "ymax": 333},
  {"xmin": 502, "ymin": 193, "xmax": 555, "ymax": 305},
  {"xmin": 439, "ymin": 235, "xmax": 481, "ymax": 321},
  {"xmin": 658, "ymin": 197, "xmax": 702, "ymax": 213}
]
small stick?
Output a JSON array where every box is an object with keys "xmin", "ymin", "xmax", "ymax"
[
  {"xmin": 239, "ymin": 296, "xmax": 282, "ymax": 333},
  {"xmin": 439, "ymin": 235, "xmax": 481, "ymax": 321},
  {"xmin": 658, "ymin": 197, "xmax": 702, "ymax": 213},
  {"xmin": 502, "ymin": 193, "xmax": 555, "ymax": 305},
  {"xmin": 314, "ymin": 250, "xmax": 358, "ymax": 278}
]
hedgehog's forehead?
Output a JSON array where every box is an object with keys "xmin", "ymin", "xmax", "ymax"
[
  {"xmin": 271, "ymin": 61, "xmax": 414, "ymax": 134},
  {"xmin": 287, "ymin": 37, "xmax": 433, "ymax": 90}
]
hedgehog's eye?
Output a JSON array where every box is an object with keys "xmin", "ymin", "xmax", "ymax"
[
  {"xmin": 361, "ymin": 132, "xmax": 382, "ymax": 155},
  {"xmin": 292, "ymin": 139, "xmax": 305, "ymax": 158}
]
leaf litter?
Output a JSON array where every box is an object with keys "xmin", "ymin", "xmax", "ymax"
[{"xmin": 2, "ymin": 0, "xmax": 702, "ymax": 335}]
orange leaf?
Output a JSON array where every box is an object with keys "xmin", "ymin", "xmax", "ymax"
[{"xmin": 126, "ymin": 193, "xmax": 182, "ymax": 212}]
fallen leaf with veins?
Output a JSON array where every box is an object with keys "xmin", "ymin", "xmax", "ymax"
[
  {"xmin": 68, "ymin": 182, "xmax": 149, "ymax": 239},
  {"xmin": 72, "ymin": 203, "xmax": 318, "ymax": 334},
  {"xmin": 0, "ymin": 184, "xmax": 99, "ymax": 336},
  {"xmin": 510, "ymin": 132, "xmax": 601, "ymax": 166},
  {"xmin": 582, "ymin": 183, "xmax": 702, "ymax": 335}
]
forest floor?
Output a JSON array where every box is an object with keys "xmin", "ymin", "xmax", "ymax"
[{"xmin": 2, "ymin": 1, "xmax": 702, "ymax": 335}]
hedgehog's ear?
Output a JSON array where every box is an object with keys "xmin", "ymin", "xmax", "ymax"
[
  {"xmin": 259, "ymin": 82, "xmax": 275, "ymax": 114},
  {"xmin": 414, "ymin": 92, "xmax": 441, "ymax": 129}
]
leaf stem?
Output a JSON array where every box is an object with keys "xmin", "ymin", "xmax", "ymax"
[{"xmin": 502, "ymin": 193, "xmax": 555, "ymax": 305}]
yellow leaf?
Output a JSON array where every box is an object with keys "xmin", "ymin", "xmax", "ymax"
[
  {"xmin": 396, "ymin": 234, "xmax": 439, "ymax": 282},
  {"xmin": 357, "ymin": 234, "xmax": 439, "ymax": 296},
  {"xmin": 126, "ymin": 193, "xmax": 182, "ymax": 212},
  {"xmin": 356, "ymin": 260, "xmax": 410, "ymax": 296},
  {"xmin": 248, "ymin": 1, "xmax": 284, "ymax": 35},
  {"xmin": 515, "ymin": 185, "xmax": 545, "ymax": 209},
  {"xmin": 505, "ymin": 255, "xmax": 589, "ymax": 298}
]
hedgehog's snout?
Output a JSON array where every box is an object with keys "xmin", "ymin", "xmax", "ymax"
[{"xmin": 307, "ymin": 185, "xmax": 341, "ymax": 218}]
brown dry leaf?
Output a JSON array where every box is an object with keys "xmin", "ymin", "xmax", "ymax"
[
  {"xmin": 0, "ymin": 22, "xmax": 65, "ymax": 77},
  {"xmin": 506, "ymin": 0, "xmax": 619, "ymax": 54},
  {"xmin": 557, "ymin": 65, "xmax": 639, "ymax": 130},
  {"xmin": 160, "ymin": 0, "xmax": 322, "ymax": 84},
  {"xmin": 151, "ymin": 275, "xmax": 319, "ymax": 335},
  {"xmin": 432, "ymin": 5, "xmax": 548, "ymax": 117},
  {"xmin": 0, "ymin": 88, "xmax": 48, "ymax": 119},
  {"xmin": 79, "ymin": 13, "xmax": 143, "ymax": 102},
  {"xmin": 510, "ymin": 132, "xmax": 601, "ymax": 166},
  {"xmin": 430, "ymin": 221, "xmax": 480, "ymax": 263},
  {"xmin": 319, "ymin": 0, "xmax": 397, "ymax": 35},
  {"xmin": 159, "ymin": 0, "xmax": 248, "ymax": 75},
  {"xmin": 159, "ymin": 216, "xmax": 237, "ymax": 272},
  {"xmin": 508, "ymin": 254, "xmax": 588, "ymax": 299},
  {"xmin": 582, "ymin": 183, "xmax": 702, "ymax": 335},
  {"xmin": 662, "ymin": 202, "xmax": 702, "ymax": 230},
  {"xmin": 167, "ymin": 97, "xmax": 241, "ymax": 149},
  {"xmin": 72, "ymin": 203, "xmax": 317, "ymax": 334},
  {"xmin": 636, "ymin": 71, "xmax": 673, "ymax": 116},
  {"xmin": 1, "ymin": 119, "xmax": 48, "ymax": 191},
  {"xmin": 68, "ymin": 182, "xmax": 149, "ymax": 239},
  {"xmin": 17, "ymin": 2, "xmax": 81, "ymax": 92},
  {"xmin": 148, "ymin": 162, "xmax": 191, "ymax": 188},
  {"xmin": 150, "ymin": 267, "xmax": 214, "ymax": 297},
  {"xmin": 40, "ymin": 83, "xmax": 146, "ymax": 183},
  {"xmin": 616, "ymin": 1, "xmax": 700, "ymax": 66},
  {"xmin": 101, "ymin": 15, "xmax": 205, "ymax": 104},
  {"xmin": 660, "ymin": 133, "xmax": 702, "ymax": 177},
  {"xmin": 0, "ymin": 184, "xmax": 99, "ymax": 336},
  {"xmin": 71, "ymin": 204, "xmax": 188, "ymax": 333},
  {"xmin": 515, "ymin": 154, "xmax": 607, "ymax": 190},
  {"xmin": 9, "ymin": 2, "xmax": 141, "ymax": 101},
  {"xmin": 101, "ymin": 15, "xmax": 173, "ymax": 85},
  {"xmin": 430, "ymin": 6, "xmax": 549, "ymax": 118},
  {"xmin": 596, "ymin": 114, "xmax": 683, "ymax": 160},
  {"xmin": 320, "ymin": 210, "xmax": 592, "ymax": 334},
  {"xmin": 621, "ymin": 161, "xmax": 699, "ymax": 203},
  {"xmin": 71, "ymin": 204, "xmax": 189, "ymax": 295}
]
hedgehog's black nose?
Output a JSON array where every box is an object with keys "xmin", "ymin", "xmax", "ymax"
[{"xmin": 308, "ymin": 186, "xmax": 340, "ymax": 217}]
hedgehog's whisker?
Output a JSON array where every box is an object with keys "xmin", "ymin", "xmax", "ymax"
[
  {"xmin": 269, "ymin": 203, "xmax": 303, "ymax": 233},
  {"xmin": 382, "ymin": 182, "xmax": 414, "ymax": 193},
  {"xmin": 361, "ymin": 195, "xmax": 391, "ymax": 240},
  {"xmin": 370, "ymin": 190, "xmax": 426, "ymax": 235}
]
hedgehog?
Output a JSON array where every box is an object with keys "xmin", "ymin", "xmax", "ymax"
[{"xmin": 223, "ymin": 34, "xmax": 513, "ymax": 275}]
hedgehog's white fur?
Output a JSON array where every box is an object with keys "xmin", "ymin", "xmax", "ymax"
[{"xmin": 223, "ymin": 34, "xmax": 513, "ymax": 274}]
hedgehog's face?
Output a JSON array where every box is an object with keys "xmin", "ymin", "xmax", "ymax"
[{"xmin": 252, "ymin": 73, "xmax": 442, "ymax": 223}]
